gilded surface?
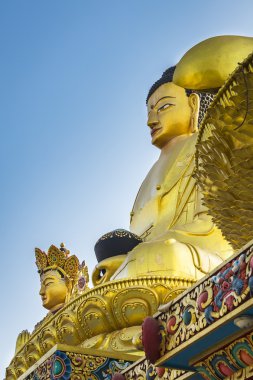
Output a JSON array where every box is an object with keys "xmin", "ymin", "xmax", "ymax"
[
  {"xmin": 195, "ymin": 49, "xmax": 253, "ymax": 250},
  {"xmin": 110, "ymin": 83, "xmax": 232, "ymax": 282},
  {"xmin": 7, "ymin": 276, "xmax": 193, "ymax": 379},
  {"xmin": 35, "ymin": 244, "xmax": 89, "ymax": 313},
  {"xmin": 92, "ymin": 39, "xmax": 253, "ymax": 286},
  {"xmin": 7, "ymin": 35, "xmax": 253, "ymax": 380},
  {"xmin": 174, "ymin": 35, "xmax": 253, "ymax": 89}
]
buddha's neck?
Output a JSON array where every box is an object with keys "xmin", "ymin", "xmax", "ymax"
[
  {"xmin": 50, "ymin": 303, "xmax": 65, "ymax": 314},
  {"xmin": 159, "ymin": 133, "xmax": 193, "ymax": 158}
]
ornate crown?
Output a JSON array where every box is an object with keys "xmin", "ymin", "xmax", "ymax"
[{"xmin": 35, "ymin": 243, "xmax": 80, "ymax": 280}]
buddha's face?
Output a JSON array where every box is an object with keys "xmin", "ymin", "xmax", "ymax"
[
  {"xmin": 39, "ymin": 270, "xmax": 68, "ymax": 312},
  {"xmin": 147, "ymin": 82, "xmax": 198, "ymax": 149}
]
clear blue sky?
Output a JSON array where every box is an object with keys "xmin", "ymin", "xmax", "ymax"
[{"xmin": 1, "ymin": 0, "xmax": 253, "ymax": 377}]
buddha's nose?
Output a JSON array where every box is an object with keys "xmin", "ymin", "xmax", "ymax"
[
  {"xmin": 147, "ymin": 111, "xmax": 159, "ymax": 128},
  {"xmin": 39, "ymin": 285, "xmax": 45, "ymax": 296}
]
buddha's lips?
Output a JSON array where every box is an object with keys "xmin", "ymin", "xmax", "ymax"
[{"xmin": 151, "ymin": 127, "xmax": 162, "ymax": 137}]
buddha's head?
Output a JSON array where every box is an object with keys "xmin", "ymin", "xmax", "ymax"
[
  {"xmin": 39, "ymin": 269, "xmax": 69, "ymax": 312},
  {"xmin": 35, "ymin": 244, "xmax": 81, "ymax": 313},
  {"xmin": 146, "ymin": 36, "xmax": 253, "ymax": 150},
  {"xmin": 146, "ymin": 66, "xmax": 216, "ymax": 149}
]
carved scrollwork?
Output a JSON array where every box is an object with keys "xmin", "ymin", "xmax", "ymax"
[
  {"xmin": 163, "ymin": 287, "xmax": 189, "ymax": 304},
  {"xmin": 5, "ymin": 366, "xmax": 16, "ymax": 380},
  {"xmin": 112, "ymin": 287, "xmax": 159, "ymax": 328},
  {"xmin": 122, "ymin": 358, "xmax": 185, "ymax": 380},
  {"xmin": 6, "ymin": 276, "xmax": 190, "ymax": 378},
  {"xmin": 38, "ymin": 325, "xmax": 57, "ymax": 354},
  {"xmin": 24, "ymin": 338, "xmax": 42, "ymax": 368},
  {"xmin": 13, "ymin": 355, "xmax": 27, "ymax": 378},
  {"xmin": 56, "ymin": 310, "xmax": 83, "ymax": 345},
  {"xmin": 77, "ymin": 295, "xmax": 117, "ymax": 338},
  {"xmin": 109, "ymin": 326, "xmax": 142, "ymax": 353}
]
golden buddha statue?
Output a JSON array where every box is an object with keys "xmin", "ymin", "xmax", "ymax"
[
  {"xmin": 7, "ymin": 36, "xmax": 253, "ymax": 380},
  {"xmin": 94, "ymin": 36, "xmax": 253, "ymax": 286},
  {"xmin": 110, "ymin": 77, "xmax": 231, "ymax": 281},
  {"xmin": 93, "ymin": 79, "xmax": 231, "ymax": 285}
]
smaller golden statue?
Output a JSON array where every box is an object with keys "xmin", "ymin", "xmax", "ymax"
[
  {"xmin": 35, "ymin": 243, "xmax": 89, "ymax": 312},
  {"xmin": 14, "ymin": 243, "xmax": 90, "ymax": 357}
]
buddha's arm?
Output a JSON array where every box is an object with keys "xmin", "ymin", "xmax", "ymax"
[
  {"xmin": 166, "ymin": 210, "xmax": 232, "ymax": 259},
  {"xmin": 158, "ymin": 182, "xmax": 232, "ymax": 258},
  {"xmin": 173, "ymin": 211, "xmax": 215, "ymax": 234}
]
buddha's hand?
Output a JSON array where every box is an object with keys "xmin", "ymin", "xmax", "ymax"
[{"xmin": 15, "ymin": 329, "xmax": 30, "ymax": 353}]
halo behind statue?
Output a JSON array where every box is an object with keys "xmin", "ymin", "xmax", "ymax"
[
  {"xmin": 173, "ymin": 35, "xmax": 253, "ymax": 90},
  {"xmin": 194, "ymin": 47, "xmax": 253, "ymax": 250}
]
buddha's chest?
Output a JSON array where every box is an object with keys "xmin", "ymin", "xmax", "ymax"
[{"xmin": 130, "ymin": 155, "xmax": 194, "ymax": 237}]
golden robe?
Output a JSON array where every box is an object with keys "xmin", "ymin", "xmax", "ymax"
[{"xmin": 112, "ymin": 134, "xmax": 232, "ymax": 282}]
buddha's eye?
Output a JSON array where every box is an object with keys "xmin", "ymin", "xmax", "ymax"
[
  {"xmin": 157, "ymin": 103, "xmax": 174, "ymax": 112},
  {"xmin": 45, "ymin": 281, "xmax": 54, "ymax": 287}
]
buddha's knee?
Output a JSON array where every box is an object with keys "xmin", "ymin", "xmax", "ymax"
[
  {"xmin": 132, "ymin": 238, "xmax": 221, "ymax": 280},
  {"xmin": 111, "ymin": 239, "xmax": 199, "ymax": 280},
  {"xmin": 164, "ymin": 239, "xmax": 223, "ymax": 278}
]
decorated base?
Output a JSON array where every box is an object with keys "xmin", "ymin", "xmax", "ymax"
[
  {"xmin": 102, "ymin": 239, "xmax": 253, "ymax": 379},
  {"xmin": 7, "ymin": 344, "xmax": 133, "ymax": 380},
  {"xmin": 6, "ymin": 275, "xmax": 193, "ymax": 379}
]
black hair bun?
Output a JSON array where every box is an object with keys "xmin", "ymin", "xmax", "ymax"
[{"xmin": 94, "ymin": 229, "xmax": 142, "ymax": 263}]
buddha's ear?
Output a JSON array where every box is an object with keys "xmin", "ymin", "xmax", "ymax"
[
  {"xmin": 188, "ymin": 93, "xmax": 200, "ymax": 133},
  {"xmin": 64, "ymin": 277, "xmax": 72, "ymax": 303}
]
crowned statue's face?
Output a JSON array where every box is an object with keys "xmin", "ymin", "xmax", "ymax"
[
  {"xmin": 39, "ymin": 270, "xmax": 68, "ymax": 312},
  {"xmin": 147, "ymin": 82, "xmax": 198, "ymax": 149}
]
